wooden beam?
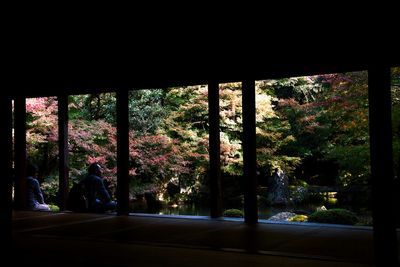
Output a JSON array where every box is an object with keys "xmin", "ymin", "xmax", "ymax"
[
  {"xmin": 14, "ymin": 96, "xmax": 27, "ymax": 210},
  {"xmin": 6, "ymin": 62, "xmax": 376, "ymax": 98},
  {"xmin": 0, "ymin": 95, "xmax": 13, "ymax": 244},
  {"xmin": 58, "ymin": 95, "xmax": 69, "ymax": 211},
  {"xmin": 116, "ymin": 89, "xmax": 130, "ymax": 215},
  {"xmin": 368, "ymin": 65, "xmax": 399, "ymax": 267},
  {"xmin": 242, "ymin": 79, "xmax": 258, "ymax": 224},
  {"xmin": 208, "ymin": 81, "xmax": 222, "ymax": 218}
]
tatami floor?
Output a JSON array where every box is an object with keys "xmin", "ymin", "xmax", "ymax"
[{"xmin": 10, "ymin": 211, "xmax": 399, "ymax": 266}]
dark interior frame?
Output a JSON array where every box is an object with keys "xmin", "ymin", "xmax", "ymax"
[{"xmin": 1, "ymin": 62, "xmax": 398, "ymax": 266}]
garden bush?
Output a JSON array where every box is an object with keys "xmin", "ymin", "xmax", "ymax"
[
  {"xmin": 308, "ymin": 208, "xmax": 358, "ymax": 225},
  {"xmin": 288, "ymin": 214, "xmax": 308, "ymax": 222},
  {"xmin": 48, "ymin": 204, "xmax": 60, "ymax": 212},
  {"xmin": 223, "ymin": 209, "xmax": 244, "ymax": 218}
]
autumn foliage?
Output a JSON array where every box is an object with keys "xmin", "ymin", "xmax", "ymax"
[{"xmin": 21, "ymin": 69, "xmax": 400, "ymax": 212}]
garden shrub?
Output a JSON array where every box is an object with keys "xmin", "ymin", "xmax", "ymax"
[
  {"xmin": 48, "ymin": 204, "xmax": 60, "ymax": 212},
  {"xmin": 223, "ymin": 209, "xmax": 244, "ymax": 218},
  {"xmin": 288, "ymin": 214, "xmax": 308, "ymax": 222},
  {"xmin": 289, "ymin": 186, "xmax": 309, "ymax": 204},
  {"xmin": 308, "ymin": 208, "xmax": 358, "ymax": 225}
]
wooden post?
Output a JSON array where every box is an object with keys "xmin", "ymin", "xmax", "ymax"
[
  {"xmin": 368, "ymin": 65, "xmax": 399, "ymax": 267},
  {"xmin": 58, "ymin": 94, "xmax": 69, "ymax": 211},
  {"xmin": 0, "ymin": 94, "xmax": 13, "ymax": 244},
  {"xmin": 14, "ymin": 96, "xmax": 27, "ymax": 210},
  {"xmin": 208, "ymin": 81, "xmax": 223, "ymax": 218},
  {"xmin": 242, "ymin": 79, "xmax": 258, "ymax": 224},
  {"xmin": 116, "ymin": 89, "xmax": 130, "ymax": 215}
]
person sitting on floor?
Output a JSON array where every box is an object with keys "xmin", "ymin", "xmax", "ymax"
[
  {"xmin": 26, "ymin": 163, "xmax": 50, "ymax": 211},
  {"xmin": 80, "ymin": 163, "xmax": 116, "ymax": 213}
]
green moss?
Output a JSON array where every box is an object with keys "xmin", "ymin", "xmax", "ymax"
[
  {"xmin": 48, "ymin": 204, "xmax": 60, "ymax": 212},
  {"xmin": 308, "ymin": 208, "xmax": 358, "ymax": 225},
  {"xmin": 327, "ymin": 197, "xmax": 338, "ymax": 205},
  {"xmin": 223, "ymin": 209, "xmax": 244, "ymax": 218},
  {"xmin": 288, "ymin": 214, "xmax": 308, "ymax": 222}
]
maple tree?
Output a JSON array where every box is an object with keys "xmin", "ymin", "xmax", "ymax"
[
  {"xmin": 25, "ymin": 97, "xmax": 59, "ymax": 182},
  {"xmin": 21, "ymin": 69, "xmax": 382, "ymax": 213}
]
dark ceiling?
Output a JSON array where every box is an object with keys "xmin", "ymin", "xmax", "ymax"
[{"xmin": 4, "ymin": 46, "xmax": 399, "ymax": 98}]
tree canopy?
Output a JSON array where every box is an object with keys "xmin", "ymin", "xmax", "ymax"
[{"xmin": 21, "ymin": 68, "xmax": 398, "ymax": 211}]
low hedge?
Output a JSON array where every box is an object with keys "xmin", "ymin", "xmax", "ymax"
[
  {"xmin": 308, "ymin": 208, "xmax": 358, "ymax": 225},
  {"xmin": 223, "ymin": 209, "xmax": 244, "ymax": 218}
]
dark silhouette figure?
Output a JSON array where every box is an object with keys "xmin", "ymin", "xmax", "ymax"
[
  {"xmin": 67, "ymin": 181, "xmax": 89, "ymax": 212},
  {"xmin": 80, "ymin": 163, "xmax": 116, "ymax": 213},
  {"xmin": 26, "ymin": 163, "xmax": 50, "ymax": 211}
]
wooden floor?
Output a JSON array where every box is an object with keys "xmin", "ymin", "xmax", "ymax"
[{"xmin": 10, "ymin": 210, "xmax": 399, "ymax": 266}]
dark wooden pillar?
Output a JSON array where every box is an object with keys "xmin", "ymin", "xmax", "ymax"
[
  {"xmin": 14, "ymin": 96, "xmax": 27, "ymax": 210},
  {"xmin": 58, "ymin": 95, "xmax": 69, "ymax": 211},
  {"xmin": 116, "ymin": 89, "xmax": 130, "ymax": 215},
  {"xmin": 242, "ymin": 79, "xmax": 258, "ymax": 224},
  {"xmin": 208, "ymin": 81, "xmax": 223, "ymax": 218},
  {"xmin": 0, "ymin": 94, "xmax": 13, "ymax": 244},
  {"xmin": 368, "ymin": 65, "xmax": 399, "ymax": 267}
]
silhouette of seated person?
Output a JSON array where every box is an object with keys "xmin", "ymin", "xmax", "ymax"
[
  {"xmin": 26, "ymin": 163, "xmax": 50, "ymax": 211},
  {"xmin": 81, "ymin": 163, "xmax": 116, "ymax": 213}
]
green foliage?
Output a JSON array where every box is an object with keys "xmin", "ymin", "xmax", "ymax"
[
  {"xmin": 392, "ymin": 67, "xmax": 400, "ymax": 88},
  {"xmin": 130, "ymin": 134, "xmax": 190, "ymax": 188},
  {"xmin": 265, "ymin": 72, "xmax": 370, "ymax": 187},
  {"xmin": 319, "ymin": 72, "xmax": 370, "ymax": 185},
  {"xmin": 23, "ymin": 71, "xmax": 374, "ymax": 215},
  {"xmin": 219, "ymin": 83, "xmax": 242, "ymax": 135},
  {"xmin": 223, "ymin": 209, "xmax": 244, "ymax": 218},
  {"xmin": 302, "ymin": 192, "xmax": 326, "ymax": 205},
  {"xmin": 48, "ymin": 204, "xmax": 60, "ymax": 212},
  {"xmin": 327, "ymin": 197, "xmax": 338, "ymax": 205},
  {"xmin": 288, "ymin": 214, "xmax": 308, "ymax": 222},
  {"xmin": 67, "ymin": 94, "xmax": 119, "ymax": 194},
  {"xmin": 289, "ymin": 185, "xmax": 309, "ymax": 204},
  {"xmin": 290, "ymin": 179, "xmax": 309, "ymax": 187},
  {"xmin": 69, "ymin": 93, "xmax": 116, "ymax": 123},
  {"xmin": 129, "ymin": 90, "xmax": 166, "ymax": 135},
  {"xmin": 41, "ymin": 178, "xmax": 60, "ymax": 203},
  {"xmin": 257, "ymin": 77, "xmax": 323, "ymax": 104},
  {"xmin": 308, "ymin": 208, "xmax": 358, "ymax": 225},
  {"xmin": 255, "ymin": 76, "xmax": 331, "ymax": 177},
  {"xmin": 129, "ymin": 179, "xmax": 157, "ymax": 196},
  {"xmin": 325, "ymin": 145, "xmax": 370, "ymax": 186},
  {"xmin": 126, "ymin": 85, "xmax": 211, "ymax": 202},
  {"xmin": 25, "ymin": 97, "xmax": 59, "ymax": 181},
  {"xmin": 219, "ymin": 83, "xmax": 244, "ymax": 177},
  {"xmin": 68, "ymin": 119, "xmax": 117, "ymax": 186}
]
